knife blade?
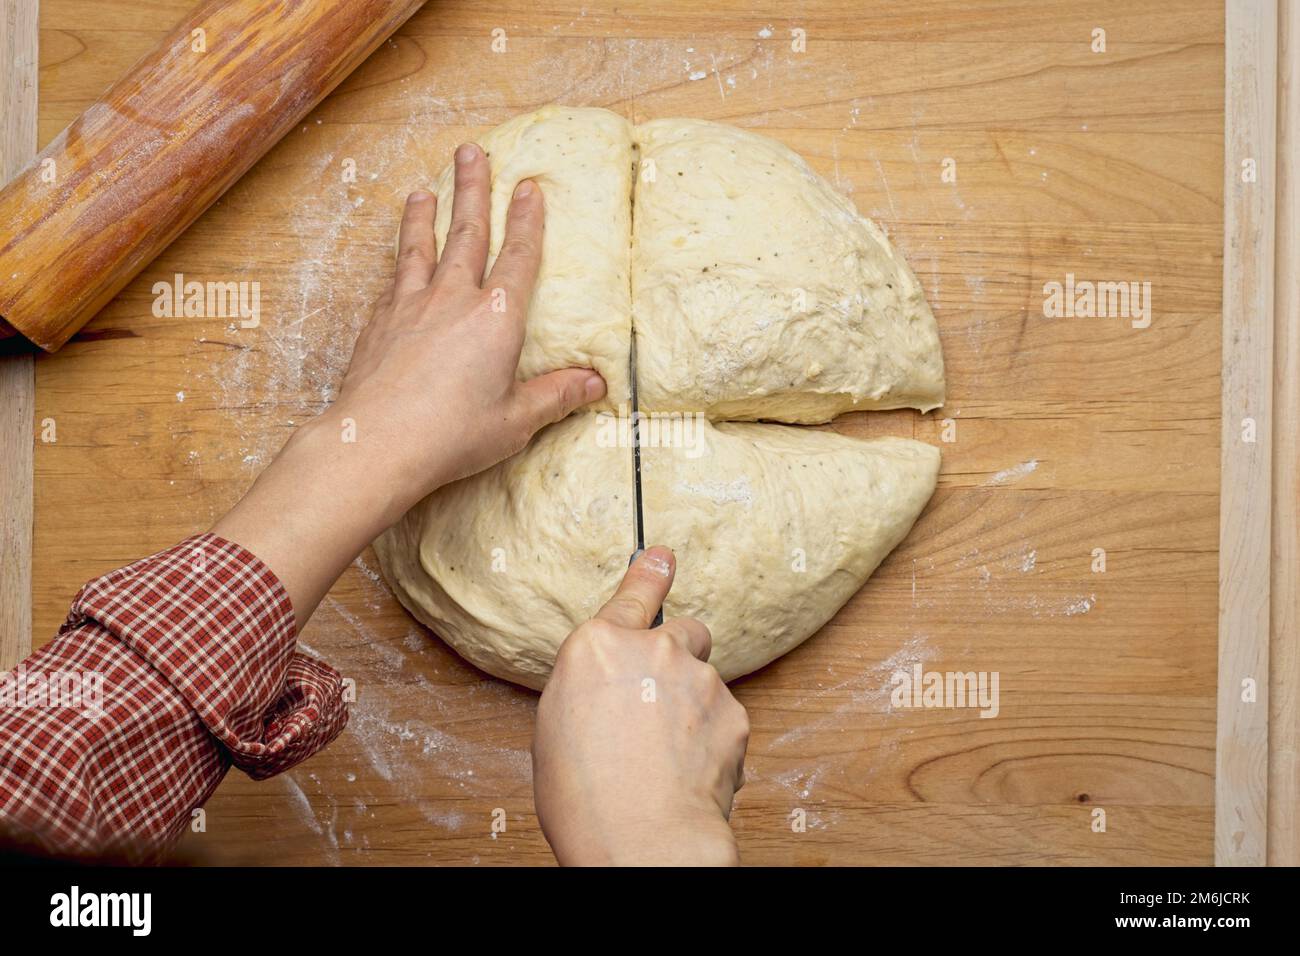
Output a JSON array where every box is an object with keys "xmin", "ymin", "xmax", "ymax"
[{"xmin": 628, "ymin": 333, "xmax": 664, "ymax": 628}]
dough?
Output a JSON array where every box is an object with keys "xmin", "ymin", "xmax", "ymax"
[
  {"xmin": 646, "ymin": 422, "xmax": 939, "ymax": 680},
  {"xmin": 376, "ymin": 105, "xmax": 946, "ymax": 689},
  {"xmin": 632, "ymin": 119, "xmax": 945, "ymax": 422},
  {"xmin": 428, "ymin": 107, "xmax": 635, "ymax": 408},
  {"xmin": 420, "ymin": 106, "xmax": 945, "ymax": 421},
  {"xmin": 374, "ymin": 414, "xmax": 631, "ymax": 689},
  {"xmin": 374, "ymin": 413, "xmax": 940, "ymax": 690}
]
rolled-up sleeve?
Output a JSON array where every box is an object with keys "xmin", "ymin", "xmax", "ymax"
[{"xmin": 0, "ymin": 533, "xmax": 348, "ymax": 860}]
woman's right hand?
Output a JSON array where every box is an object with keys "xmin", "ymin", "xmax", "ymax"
[{"xmin": 532, "ymin": 547, "xmax": 750, "ymax": 866}]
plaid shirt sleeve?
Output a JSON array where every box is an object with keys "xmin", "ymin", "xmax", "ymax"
[{"xmin": 0, "ymin": 533, "xmax": 349, "ymax": 861}]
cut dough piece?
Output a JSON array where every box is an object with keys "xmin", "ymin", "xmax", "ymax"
[
  {"xmin": 429, "ymin": 106, "xmax": 635, "ymax": 407},
  {"xmin": 643, "ymin": 420, "xmax": 940, "ymax": 680},
  {"xmin": 631, "ymin": 118, "xmax": 946, "ymax": 422},
  {"xmin": 374, "ymin": 413, "xmax": 632, "ymax": 690},
  {"xmin": 374, "ymin": 412, "xmax": 940, "ymax": 689}
]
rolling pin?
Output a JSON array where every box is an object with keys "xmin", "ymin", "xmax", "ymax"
[{"xmin": 0, "ymin": 0, "xmax": 426, "ymax": 351}]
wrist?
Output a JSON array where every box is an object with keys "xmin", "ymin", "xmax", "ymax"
[
  {"xmin": 303, "ymin": 403, "xmax": 455, "ymax": 524},
  {"xmin": 608, "ymin": 822, "xmax": 738, "ymax": 867},
  {"xmin": 288, "ymin": 409, "xmax": 410, "ymax": 529},
  {"xmin": 211, "ymin": 410, "xmax": 414, "ymax": 627}
]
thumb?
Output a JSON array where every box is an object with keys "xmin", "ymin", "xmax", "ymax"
[
  {"xmin": 596, "ymin": 547, "xmax": 675, "ymax": 629},
  {"xmin": 515, "ymin": 367, "xmax": 606, "ymax": 432}
]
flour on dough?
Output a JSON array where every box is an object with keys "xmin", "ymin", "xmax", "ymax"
[{"xmin": 645, "ymin": 422, "xmax": 940, "ymax": 681}]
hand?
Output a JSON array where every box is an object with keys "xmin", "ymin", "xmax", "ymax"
[
  {"xmin": 212, "ymin": 143, "xmax": 604, "ymax": 628},
  {"xmin": 532, "ymin": 548, "xmax": 750, "ymax": 866},
  {"xmin": 332, "ymin": 141, "xmax": 606, "ymax": 502}
]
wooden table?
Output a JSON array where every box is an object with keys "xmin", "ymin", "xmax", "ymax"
[{"xmin": 20, "ymin": 0, "xmax": 1232, "ymax": 865}]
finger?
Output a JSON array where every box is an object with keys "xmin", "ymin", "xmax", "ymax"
[
  {"xmin": 728, "ymin": 712, "xmax": 748, "ymax": 806},
  {"xmin": 721, "ymin": 760, "xmax": 745, "ymax": 821},
  {"xmin": 731, "ymin": 702, "xmax": 750, "ymax": 792},
  {"xmin": 394, "ymin": 191, "xmax": 438, "ymax": 295},
  {"xmin": 436, "ymin": 143, "xmax": 491, "ymax": 286},
  {"xmin": 595, "ymin": 546, "xmax": 675, "ymax": 629},
  {"xmin": 485, "ymin": 180, "xmax": 544, "ymax": 309},
  {"xmin": 514, "ymin": 367, "xmax": 606, "ymax": 432},
  {"xmin": 656, "ymin": 616, "xmax": 712, "ymax": 662}
]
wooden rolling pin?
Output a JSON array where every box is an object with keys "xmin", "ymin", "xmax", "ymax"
[{"xmin": 0, "ymin": 0, "xmax": 426, "ymax": 351}]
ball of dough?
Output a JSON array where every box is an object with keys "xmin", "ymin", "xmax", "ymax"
[{"xmin": 376, "ymin": 106, "xmax": 946, "ymax": 689}]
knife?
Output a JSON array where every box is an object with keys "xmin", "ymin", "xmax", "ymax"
[{"xmin": 628, "ymin": 334, "xmax": 665, "ymax": 628}]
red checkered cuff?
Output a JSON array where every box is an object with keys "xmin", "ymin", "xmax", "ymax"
[{"xmin": 63, "ymin": 533, "xmax": 349, "ymax": 778}]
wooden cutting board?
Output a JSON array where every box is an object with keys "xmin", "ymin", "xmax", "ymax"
[{"xmin": 28, "ymin": 0, "xmax": 1223, "ymax": 864}]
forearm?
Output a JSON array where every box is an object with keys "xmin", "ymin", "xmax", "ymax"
[{"xmin": 211, "ymin": 407, "xmax": 442, "ymax": 631}]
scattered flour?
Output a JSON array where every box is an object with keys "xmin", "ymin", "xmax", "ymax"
[
  {"xmin": 743, "ymin": 636, "xmax": 937, "ymax": 824},
  {"xmin": 276, "ymin": 565, "xmax": 535, "ymax": 856},
  {"xmin": 770, "ymin": 635, "xmax": 935, "ymax": 751},
  {"xmin": 953, "ymin": 546, "xmax": 1098, "ymax": 618},
  {"xmin": 1063, "ymin": 594, "xmax": 1096, "ymax": 616},
  {"xmin": 984, "ymin": 459, "xmax": 1039, "ymax": 486}
]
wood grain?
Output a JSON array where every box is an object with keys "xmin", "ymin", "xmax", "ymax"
[
  {"xmin": 0, "ymin": 0, "xmax": 426, "ymax": 351},
  {"xmin": 1217, "ymin": 0, "xmax": 1274, "ymax": 867},
  {"xmin": 28, "ymin": 0, "xmax": 1223, "ymax": 865},
  {"xmin": 0, "ymin": 0, "xmax": 38, "ymax": 671},
  {"xmin": 1270, "ymin": 0, "xmax": 1299, "ymax": 868}
]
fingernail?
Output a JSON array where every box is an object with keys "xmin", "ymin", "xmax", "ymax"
[
  {"xmin": 513, "ymin": 180, "xmax": 534, "ymax": 199},
  {"xmin": 640, "ymin": 550, "xmax": 672, "ymax": 578},
  {"xmin": 584, "ymin": 372, "xmax": 606, "ymax": 400},
  {"xmin": 456, "ymin": 143, "xmax": 479, "ymax": 165},
  {"xmin": 409, "ymin": 189, "xmax": 434, "ymax": 203}
]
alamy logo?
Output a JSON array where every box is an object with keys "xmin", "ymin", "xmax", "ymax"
[
  {"xmin": 49, "ymin": 886, "xmax": 151, "ymax": 936},
  {"xmin": 595, "ymin": 406, "xmax": 708, "ymax": 458},
  {"xmin": 152, "ymin": 272, "xmax": 260, "ymax": 328},
  {"xmin": 0, "ymin": 665, "xmax": 104, "ymax": 716},
  {"xmin": 890, "ymin": 664, "xmax": 1000, "ymax": 718},
  {"xmin": 1042, "ymin": 273, "xmax": 1151, "ymax": 328}
]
